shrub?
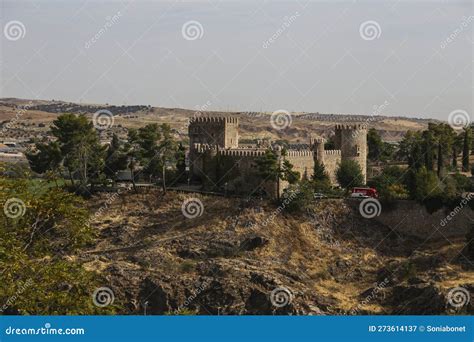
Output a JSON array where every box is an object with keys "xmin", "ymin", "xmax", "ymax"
[{"xmin": 280, "ymin": 182, "xmax": 314, "ymax": 213}]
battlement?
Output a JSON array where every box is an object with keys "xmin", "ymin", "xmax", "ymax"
[
  {"xmin": 324, "ymin": 150, "xmax": 341, "ymax": 155},
  {"xmin": 189, "ymin": 116, "xmax": 239, "ymax": 124},
  {"xmin": 286, "ymin": 150, "xmax": 314, "ymax": 157},
  {"xmin": 335, "ymin": 124, "xmax": 367, "ymax": 130},
  {"xmin": 219, "ymin": 149, "xmax": 266, "ymax": 157}
]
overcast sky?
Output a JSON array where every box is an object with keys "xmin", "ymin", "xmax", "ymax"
[{"xmin": 1, "ymin": 0, "xmax": 472, "ymax": 120}]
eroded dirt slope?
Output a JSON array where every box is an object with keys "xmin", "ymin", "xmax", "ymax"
[{"xmin": 78, "ymin": 191, "xmax": 473, "ymax": 315}]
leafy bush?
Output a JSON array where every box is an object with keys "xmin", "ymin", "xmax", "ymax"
[
  {"xmin": 280, "ymin": 182, "xmax": 314, "ymax": 213},
  {"xmin": 0, "ymin": 174, "xmax": 115, "ymax": 314}
]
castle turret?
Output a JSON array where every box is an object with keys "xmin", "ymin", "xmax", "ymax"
[
  {"xmin": 334, "ymin": 124, "xmax": 368, "ymax": 183},
  {"xmin": 310, "ymin": 137, "xmax": 325, "ymax": 164}
]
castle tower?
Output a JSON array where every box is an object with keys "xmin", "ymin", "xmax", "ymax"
[
  {"xmin": 310, "ymin": 137, "xmax": 325, "ymax": 164},
  {"xmin": 188, "ymin": 117, "xmax": 239, "ymax": 149},
  {"xmin": 334, "ymin": 124, "xmax": 368, "ymax": 183}
]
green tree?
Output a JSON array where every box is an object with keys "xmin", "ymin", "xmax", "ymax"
[
  {"xmin": 452, "ymin": 133, "xmax": 464, "ymax": 169},
  {"xmin": 336, "ymin": 160, "xmax": 364, "ymax": 189},
  {"xmin": 367, "ymin": 128, "xmax": 384, "ymax": 161},
  {"xmin": 175, "ymin": 142, "xmax": 187, "ymax": 182},
  {"xmin": 104, "ymin": 134, "xmax": 128, "ymax": 180},
  {"xmin": 280, "ymin": 181, "xmax": 313, "ymax": 213},
  {"xmin": 157, "ymin": 124, "xmax": 178, "ymax": 194},
  {"xmin": 462, "ymin": 127, "xmax": 471, "ymax": 172},
  {"xmin": 0, "ymin": 174, "xmax": 116, "ymax": 314},
  {"xmin": 254, "ymin": 149, "xmax": 300, "ymax": 200},
  {"xmin": 368, "ymin": 165, "xmax": 408, "ymax": 200},
  {"xmin": 281, "ymin": 159, "xmax": 300, "ymax": 185},
  {"xmin": 324, "ymin": 136, "xmax": 336, "ymax": 150},
  {"xmin": 136, "ymin": 124, "xmax": 161, "ymax": 181},
  {"xmin": 397, "ymin": 131, "xmax": 423, "ymax": 170},
  {"xmin": 412, "ymin": 166, "xmax": 441, "ymax": 201},
  {"xmin": 311, "ymin": 160, "xmax": 331, "ymax": 193},
  {"xmin": 26, "ymin": 141, "xmax": 62, "ymax": 185},
  {"xmin": 50, "ymin": 113, "xmax": 106, "ymax": 188},
  {"xmin": 124, "ymin": 128, "xmax": 140, "ymax": 192},
  {"xmin": 421, "ymin": 130, "xmax": 435, "ymax": 171},
  {"xmin": 312, "ymin": 160, "xmax": 329, "ymax": 181},
  {"xmin": 430, "ymin": 123, "xmax": 455, "ymax": 177}
]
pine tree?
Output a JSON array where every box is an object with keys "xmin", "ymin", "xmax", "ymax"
[
  {"xmin": 254, "ymin": 149, "xmax": 300, "ymax": 200},
  {"xmin": 312, "ymin": 160, "xmax": 329, "ymax": 181},
  {"xmin": 462, "ymin": 127, "xmax": 471, "ymax": 172},
  {"xmin": 336, "ymin": 160, "xmax": 364, "ymax": 189},
  {"xmin": 175, "ymin": 142, "xmax": 186, "ymax": 182},
  {"xmin": 104, "ymin": 134, "xmax": 128, "ymax": 180},
  {"xmin": 157, "ymin": 123, "xmax": 178, "ymax": 194}
]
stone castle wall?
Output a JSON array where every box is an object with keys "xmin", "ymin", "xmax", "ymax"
[
  {"xmin": 285, "ymin": 151, "xmax": 314, "ymax": 180},
  {"xmin": 322, "ymin": 150, "xmax": 342, "ymax": 184},
  {"xmin": 374, "ymin": 200, "xmax": 472, "ymax": 240},
  {"xmin": 189, "ymin": 117, "xmax": 368, "ymax": 196}
]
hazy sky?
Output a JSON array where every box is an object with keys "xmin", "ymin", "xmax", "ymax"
[{"xmin": 1, "ymin": 0, "xmax": 472, "ymax": 120}]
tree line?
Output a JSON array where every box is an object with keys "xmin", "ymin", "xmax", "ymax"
[{"xmin": 26, "ymin": 114, "xmax": 185, "ymax": 194}]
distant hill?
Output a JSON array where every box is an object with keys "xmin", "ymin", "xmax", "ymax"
[{"xmin": 0, "ymin": 98, "xmax": 439, "ymax": 143}]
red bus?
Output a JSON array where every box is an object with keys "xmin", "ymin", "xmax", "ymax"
[{"xmin": 350, "ymin": 187, "xmax": 378, "ymax": 198}]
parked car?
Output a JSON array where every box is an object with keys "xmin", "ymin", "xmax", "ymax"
[{"xmin": 350, "ymin": 187, "xmax": 378, "ymax": 199}]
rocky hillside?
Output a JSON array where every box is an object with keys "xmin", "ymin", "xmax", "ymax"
[{"xmin": 78, "ymin": 190, "xmax": 473, "ymax": 315}]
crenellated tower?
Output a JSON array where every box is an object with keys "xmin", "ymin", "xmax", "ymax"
[
  {"xmin": 334, "ymin": 124, "xmax": 368, "ymax": 183},
  {"xmin": 189, "ymin": 116, "xmax": 239, "ymax": 149}
]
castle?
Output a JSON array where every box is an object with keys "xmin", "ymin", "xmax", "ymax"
[{"xmin": 188, "ymin": 117, "xmax": 367, "ymax": 196}]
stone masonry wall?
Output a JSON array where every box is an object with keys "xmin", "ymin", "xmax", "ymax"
[{"xmin": 374, "ymin": 200, "xmax": 472, "ymax": 240}]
